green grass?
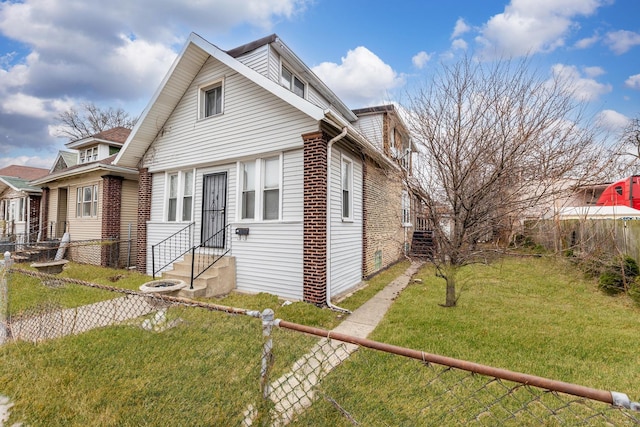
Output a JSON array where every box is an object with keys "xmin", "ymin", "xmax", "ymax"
[
  {"xmin": 0, "ymin": 260, "xmax": 405, "ymax": 425},
  {"xmin": 297, "ymin": 256, "xmax": 640, "ymax": 425},
  {"xmin": 4, "ymin": 256, "xmax": 638, "ymax": 425}
]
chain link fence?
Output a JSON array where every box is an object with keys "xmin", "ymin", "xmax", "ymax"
[
  {"xmin": 259, "ymin": 324, "xmax": 640, "ymax": 426},
  {"xmin": 1, "ymin": 260, "xmax": 638, "ymax": 425}
]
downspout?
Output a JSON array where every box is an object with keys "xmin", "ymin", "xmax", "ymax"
[{"xmin": 326, "ymin": 127, "xmax": 351, "ymax": 313}]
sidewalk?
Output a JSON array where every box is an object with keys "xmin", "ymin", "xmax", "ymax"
[{"xmin": 258, "ymin": 260, "xmax": 424, "ymax": 425}]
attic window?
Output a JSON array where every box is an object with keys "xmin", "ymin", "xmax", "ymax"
[
  {"xmin": 199, "ymin": 80, "xmax": 224, "ymax": 119},
  {"xmin": 80, "ymin": 147, "xmax": 98, "ymax": 164},
  {"xmin": 280, "ymin": 65, "xmax": 305, "ymax": 98}
]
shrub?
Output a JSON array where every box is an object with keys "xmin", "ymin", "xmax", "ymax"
[
  {"xmin": 598, "ymin": 255, "xmax": 640, "ymax": 295},
  {"xmin": 630, "ymin": 278, "xmax": 640, "ymax": 307}
]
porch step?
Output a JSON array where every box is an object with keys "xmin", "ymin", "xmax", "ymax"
[{"xmin": 162, "ymin": 255, "xmax": 236, "ymax": 298}]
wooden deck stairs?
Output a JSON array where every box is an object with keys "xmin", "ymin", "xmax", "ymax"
[{"xmin": 410, "ymin": 230, "xmax": 435, "ymax": 258}]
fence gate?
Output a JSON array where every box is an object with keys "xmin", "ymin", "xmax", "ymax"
[{"xmin": 201, "ymin": 172, "xmax": 227, "ymax": 248}]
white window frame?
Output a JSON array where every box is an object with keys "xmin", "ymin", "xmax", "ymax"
[
  {"xmin": 79, "ymin": 147, "xmax": 98, "ymax": 164},
  {"xmin": 76, "ymin": 184, "xmax": 99, "ymax": 218},
  {"xmin": 402, "ymin": 190, "xmax": 412, "ymax": 227},
  {"xmin": 341, "ymin": 155, "xmax": 353, "ymax": 221},
  {"xmin": 237, "ymin": 155, "xmax": 282, "ymax": 222},
  {"xmin": 280, "ymin": 63, "xmax": 305, "ymax": 98},
  {"xmin": 165, "ymin": 170, "xmax": 195, "ymax": 222},
  {"xmin": 198, "ymin": 79, "xmax": 224, "ymax": 119}
]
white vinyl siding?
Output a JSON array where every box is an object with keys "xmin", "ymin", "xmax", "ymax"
[
  {"xmin": 353, "ymin": 114, "xmax": 384, "ymax": 150},
  {"xmin": 329, "ymin": 147, "xmax": 363, "ymax": 296},
  {"xmin": 234, "ymin": 44, "xmax": 269, "ymax": 77},
  {"xmin": 143, "ymin": 57, "xmax": 317, "ymax": 172}
]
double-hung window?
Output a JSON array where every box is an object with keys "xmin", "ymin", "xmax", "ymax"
[
  {"xmin": 280, "ymin": 65, "xmax": 305, "ymax": 98},
  {"xmin": 80, "ymin": 147, "xmax": 98, "ymax": 164},
  {"xmin": 76, "ymin": 185, "xmax": 98, "ymax": 218},
  {"xmin": 341, "ymin": 156, "xmax": 353, "ymax": 220},
  {"xmin": 239, "ymin": 156, "xmax": 281, "ymax": 221},
  {"xmin": 200, "ymin": 80, "xmax": 224, "ymax": 119},
  {"xmin": 166, "ymin": 170, "xmax": 194, "ymax": 222}
]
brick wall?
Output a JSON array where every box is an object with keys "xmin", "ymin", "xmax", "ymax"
[
  {"xmin": 28, "ymin": 195, "xmax": 41, "ymax": 236},
  {"xmin": 302, "ymin": 131, "xmax": 328, "ymax": 305},
  {"xmin": 101, "ymin": 175, "xmax": 123, "ymax": 266},
  {"xmin": 362, "ymin": 157, "xmax": 405, "ymax": 277},
  {"xmin": 136, "ymin": 168, "xmax": 152, "ymax": 273}
]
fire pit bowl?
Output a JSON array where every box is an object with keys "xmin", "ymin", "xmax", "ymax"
[{"xmin": 139, "ymin": 279, "xmax": 186, "ymax": 295}]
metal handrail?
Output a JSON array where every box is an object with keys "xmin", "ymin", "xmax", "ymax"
[
  {"xmin": 151, "ymin": 222, "xmax": 194, "ymax": 279},
  {"xmin": 189, "ymin": 224, "xmax": 231, "ymax": 289}
]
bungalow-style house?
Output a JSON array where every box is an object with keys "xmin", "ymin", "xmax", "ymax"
[
  {"xmin": 31, "ymin": 127, "xmax": 139, "ymax": 267},
  {"xmin": 0, "ymin": 165, "xmax": 49, "ymax": 241},
  {"xmin": 114, "ymin": 33, "xmax": 413, "ymax": 305}
]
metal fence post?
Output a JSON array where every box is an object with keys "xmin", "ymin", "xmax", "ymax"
[
  {"xmin": 0, "ymin": 251, "xmax": 11, "ymax": 344},
  {"xmin": 260, "ymin": 308, "xmax": 274, "ymax": 399}
]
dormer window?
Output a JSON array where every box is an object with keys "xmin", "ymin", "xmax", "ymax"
[
  {"xmin": 80, "ymin": 147, "xmax": 98, "ymax": 164},
  {"xmin": 280, "ymin": 65, "xmax": 305, "ymax": 98}
]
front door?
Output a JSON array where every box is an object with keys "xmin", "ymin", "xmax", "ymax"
[{"xmin": 201, "ymin": 172, "xmax": 227, "ymax": 248}]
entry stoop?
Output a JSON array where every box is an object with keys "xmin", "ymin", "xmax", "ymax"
[{"xmin": 161, "ymin": 254, "xmax": 236, "ymax": 298}]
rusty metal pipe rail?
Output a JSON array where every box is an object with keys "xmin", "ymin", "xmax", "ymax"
[{"xmin": 276, "ymin": 319, "xmax": 638, "ymax": 410}]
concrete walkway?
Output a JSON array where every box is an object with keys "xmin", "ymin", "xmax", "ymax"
[
  {"xmin": 256, "ymin": 260, "xmax": 424, "ymax": 426},
  {"xmin": 9, "ymin": 295, "xmax": 158, "ymax": 343}
]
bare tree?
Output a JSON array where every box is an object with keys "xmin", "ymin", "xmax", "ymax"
[
  {"xmin": 621, "ymin": 114, "xmax": 640, "ymax": 159},
  {"xmin": 55, "ymin": 103, "xmax": 137, "ymax": 141},
  {"xmin": 404, "ymin": 56, "xmax": 611, "ymax": 307}
]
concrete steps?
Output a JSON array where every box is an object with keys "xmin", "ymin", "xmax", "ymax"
[{"xmin": 162, "ymin": 254, "xmax": 236, "ymax": 298}]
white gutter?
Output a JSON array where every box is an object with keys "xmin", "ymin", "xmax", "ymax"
[{"xmin": 326, "ymin": 126, "xmax": 351, "ymax": 313}]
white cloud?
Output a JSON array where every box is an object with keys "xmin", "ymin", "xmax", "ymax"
[
  {"xmin": 0, "ymin": 155, "xmax": 56, "ymax": 169},
  {"xmin": 412, "ymin": 51, "xmax": 432, "ymax": 69},
  {"xmin": 451, "ymin": 18, "xmax": 471, "ymax": 39},
  {"xmin": 604, "ymin": 30, "xmax": 640, "ymax": 54},
  {"xmin": 477, "ymin": 0, "xmax": 609, "ymax": 58},
  {"xmin": 312, "ymin": 47, "xmax": 404, "ymax": 107},
  {"xmin": 626, "ymin": 74, "xmax": 640, "ymax": 90},
  {"xmin": 550, "ymin": 63, "xmax": 612, "ymax": 101},
  {"xmin": 451, "ymin": 38, "xmax": 468, "ymax": 51},
  {"xmin": 1, "ymin": 93, "xmax": 49, "ymax": 119},
  {"xmin": 583, "ymin": 66, "xmax": 605, "ymax": 78},
  {"xmin": 0, "ymin": 0, "xmax": 311, "ymax": 158},
  {"xmin": 574, "ymin": 34, "xmax": 599, "ymax": 49},
  {"xmin": 597, "ymin": 109, "xmax": 629, "ymax": 132}
]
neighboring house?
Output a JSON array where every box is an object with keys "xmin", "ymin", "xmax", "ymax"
[
  {"xmin": 115, "ymin": 33, "xmax": 411, "ymax": 305},
  {"xmin": 31, "ymin": 127, "xmax": 139, "ymax": 267},
  {"xmin": 0, "ymin": 165, "xmax": 49, "ymax": 241}
]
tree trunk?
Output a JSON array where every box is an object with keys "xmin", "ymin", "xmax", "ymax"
[{"xmin": 444, "ymin": 274, "xmax": 457, "ymax": 307}]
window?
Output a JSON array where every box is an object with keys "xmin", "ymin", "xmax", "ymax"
[
  {"xmin": 80, "ymin": 147, "xmax": 98, "ymax": 164},
  {"xmin": 241, "ymin": 162, "xmax": 255, "ymax": 219},
  {"xmin": 76, "ymin": 185, "xmax": 98, "ymax": 218},
  {"xmin": 166, "ymin": 170, "xmax": 194, "ymax": 222},
  {"xmin": 402, "ymin": 190, "xmax": 411, "ymax": 226},
  {"xmin": 200, "ymin": 81, "xmax": 223, "ymax": 118},
  {"xmin": 280, "ymin": 65, "xmax": 305, "ymax": 98},
  {"xmin": 182, "ymin": 171, "xmax": 193, "ymax": 221},
  {"xmin": 262, "ymin": 157, "xmax": 280, "ymax": 220},
  {"xmin": 239, "ymin": 156, "xmax": 281, "ymax": 221},
  {"xmin": 341, "ymin": 156, "xmax": 353, "ymax": 219}
]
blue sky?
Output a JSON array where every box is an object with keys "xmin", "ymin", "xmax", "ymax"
[{"xmin": 0, "ymin": 0, "xmax": 638, "ymax": 168}]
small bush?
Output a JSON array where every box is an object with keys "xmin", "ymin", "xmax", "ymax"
[
  {"xmin": 598, "ymin": 255, "xmax": 640, "ymax": 295},
  {"xmin": 630, "ymin": 278, "xmax": 640, "ymax": 307}
]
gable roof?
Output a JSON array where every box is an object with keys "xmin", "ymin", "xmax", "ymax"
[
  {"xmin": 31, "ymin": 154, "xmax": 138, "ymax": 186},
  {"xmin": 115, "ymin": 33, "xmax": 334, "ymax": 169},
  {"xmin": 0, "ymin": 165, "xmax": 49, "ymax": 181},
  {"xmin": 0, "ymin": 175, "xmax": 42, "ymax": 194},
  {"xmin": 66, "ymin": 126, "xmax": 131, "ymax": 150}
]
